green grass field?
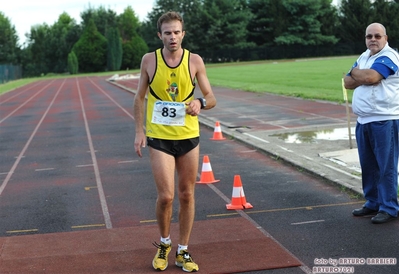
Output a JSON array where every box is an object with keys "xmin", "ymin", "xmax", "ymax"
[
  {"xmin": 0, "ymin": 78, "xmax": 41, "ymax": 95},
  {"xmin": 206, "ymin": 56, "xmax": 357, "ymax": 103},
  {"xmin": 0, "ymin": 56, "xmax": 357, "ymax": 103}
]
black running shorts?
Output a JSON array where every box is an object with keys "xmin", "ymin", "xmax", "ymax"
[{"xmin": 147, "ymin": 137, "xmax": 199, "ymax": 157}]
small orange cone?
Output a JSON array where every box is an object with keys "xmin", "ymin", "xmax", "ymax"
[
  {"xmin": 196, "ymin": 155, "xmax": 220, "ymax": 184},
  {"xmin": 210, "ymin": 121, "xmax": 226, "ymax": 140},
  {"xmin": 226, "ymin": 175, "xmax": 253, "ymax": 210}
]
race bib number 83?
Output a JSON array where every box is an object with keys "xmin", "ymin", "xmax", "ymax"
[{"xmin": 151, "ymin": 101, "xmax": 186, "ymax": 126}]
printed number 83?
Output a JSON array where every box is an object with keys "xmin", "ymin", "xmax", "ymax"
[{"xmin": 162, "ymin": 107, "xmax": 177, "ymax": 118}]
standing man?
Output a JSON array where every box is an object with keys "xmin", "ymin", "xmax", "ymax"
[
  {"xmin": 344, "ymin": 23, "xmax": 399, "ymax": 224},
  {"xmin": 133, "ymin": 11, "xmax": 216, "ymax": 272}
]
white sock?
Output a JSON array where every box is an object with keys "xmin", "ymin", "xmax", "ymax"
[
  {"xmin": 178, "ymin": 244, "xmax": 188, "ymax": 254},
  {"xmin": 160, "ymin": 236, "xmax": 171, "ymax": 245}
]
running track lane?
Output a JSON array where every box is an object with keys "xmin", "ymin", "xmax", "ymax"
[
  {"xmin": 1, "ymin": 76, "xmax": 312, "ymax": 273},
  {"xmin": 0, "ymin": 77, "xmax": 147, "ymax": 235}
]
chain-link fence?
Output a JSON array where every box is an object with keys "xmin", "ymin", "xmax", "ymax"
[{"xmin": 0, "ymin": 64, "xmax": 22, "ymax": 84}]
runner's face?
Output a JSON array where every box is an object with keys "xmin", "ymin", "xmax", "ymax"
[{"xmin": 158, "ymin": 20, "xmax": 185, "ymax": 52}]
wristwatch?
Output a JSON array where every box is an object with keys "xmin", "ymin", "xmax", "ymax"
[{"xmin": 197, "ymin": 98, "xmax": 206, "ymax": 109}]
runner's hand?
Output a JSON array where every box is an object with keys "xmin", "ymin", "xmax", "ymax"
[
  {"xmin": 186, "ymin": 100, "xmax": 201, "ymax": 116},
  {"xmin": 134, "ymin": 133, "xmax": 146, "ymax": 158}
]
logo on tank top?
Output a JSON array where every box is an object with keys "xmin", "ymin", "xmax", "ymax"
[{"xmin": 166, "ymin": 80, "xmax": 179, "ymax": 101}]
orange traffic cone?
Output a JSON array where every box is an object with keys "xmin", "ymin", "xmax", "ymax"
[
  {"xmin": 226, "ymin": 175, "xmax": 253, "ymax": 210},
  {"xmin": 196, "ymin": 155, "xmax": 220, "ymax": 184},
  {"xmin": 210, "ymin": 121, "xmax": 226, "ymax": 140}
]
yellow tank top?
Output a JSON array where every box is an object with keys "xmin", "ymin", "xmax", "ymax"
[{"xmin": 146, "ymin": 49, "xmax": 199, "ymax": 140}]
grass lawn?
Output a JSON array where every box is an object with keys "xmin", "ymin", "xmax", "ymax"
[
  {"xmin": 206, "ymin": 56, "xmax": 357, "ymax": 103},
  {"xmin": 0, "ymin": 78, "xmax": 41, "ymax": 95},
  {"xmin": 1, "ymin": 56, "xmax": 357, "ymax": 103}
]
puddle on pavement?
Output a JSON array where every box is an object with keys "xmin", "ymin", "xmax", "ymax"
[{"xmin": 272, "ymin": 127, "xmax": 356, "ymax": 144}]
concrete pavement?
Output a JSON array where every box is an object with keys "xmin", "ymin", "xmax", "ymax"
[{"xmin": 199, "ymin": 114, "xmax": 362, "ymax": 194}]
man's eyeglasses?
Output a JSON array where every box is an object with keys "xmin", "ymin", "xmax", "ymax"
[{"xmin": 365, "ymin": 34, "xmax": 384, "ymax": 40}]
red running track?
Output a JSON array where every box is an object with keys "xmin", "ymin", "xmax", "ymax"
[
  {"xmin": 0, "ymin": 76, "xmax": 304, "ymax": 273},
  {"xmin": 0, "ymin": 77, "xmax": 154, "ymax": 234}
]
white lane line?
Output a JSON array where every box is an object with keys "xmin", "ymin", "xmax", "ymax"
[
  {"xmin": 323, "ymin": 164, "xmax": 361, "ymax": 180},
  {"xmin": 6, "ymin": 228, "xmax": 39, "ymax": 234},
  {"xmin": 243, "ymin": 132, "xmax": 270, "ymax": 143},
  {"xmin": 277, "ymin": 145, "xmax": 294, "ymax": 152},
  {"xmin": 77, "ymin": 78, "xmax": 112, "ymax": 229},
  {"xmin": 206, "ymin": 183, "xmax": 231, "ymax": 204},
  {"xmin": 238, "ymin": 150, "xmax": 257, "ymax": 153},
  {"xmin": 291, "ymin": 220, "xmax": 325, "ymax": 225},
  {"xmin": 87, "ymin": 77, "xmax": 135, "ymax": 119},
  {"xmin": 71, "ymin": 224, "xmax": 105, "ymax": 229},
  {"xmin": 301, "ymin": 155, "xmax": 314, "ymax": 161},
  {"xmin": 0, "ymin": 80, "xmax": 65, "ymax": 196},
  {"xmin": 35, "ymin": 168, "xmax": 55, "ymax": 171},
  {"xmin": 118, "ymin": 160, "xmax": 138, "ymax": 164},
  {"xmin": 76, "ymin": 164, "xmax": 94, "ymax": 167},
  {"xmin": 0, "ymin": 80, "xmax": 55, "ymax": 124}
]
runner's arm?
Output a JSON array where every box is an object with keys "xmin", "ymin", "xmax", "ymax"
[
  {"xmin": 192, "ymin": 54, "xmax": 216, "ymax": 110},
  {"xmin": 133, "ymin": 53, "xmax": 151, "ymax": 157}
]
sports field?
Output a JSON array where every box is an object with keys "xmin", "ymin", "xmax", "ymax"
[
  {"xmin": 206, "ymin": 56, "xmax": 356, "ymax": 103},
  {"xmin": 0, "ymin": 56, "xmax": 357, "ymax": 103}
]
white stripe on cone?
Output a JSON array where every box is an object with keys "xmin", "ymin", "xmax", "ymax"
[
  {"xmin": 232, "ymin": 186, "xmax": 244, "ymax": 198},
  {"xmin": 201, "ymin": 162, "xmax": 212, "ymax": 172}
]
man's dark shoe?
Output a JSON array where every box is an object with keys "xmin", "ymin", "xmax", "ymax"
[
  {"xmin": 371, "ymin": 212, "xmax": 397, "ymax": 224},
  {"xmin": 352, "ymin": 207, "xmax": 378, "ymax": 217}
]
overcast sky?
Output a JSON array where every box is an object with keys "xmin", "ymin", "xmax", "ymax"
[
  {"xmin": 2, "ymin": 0, "xmax": 154, "ymax": 45},
  {"xmin": 3, "ymin": 0, "xmax": 340, "ymax": 45}
]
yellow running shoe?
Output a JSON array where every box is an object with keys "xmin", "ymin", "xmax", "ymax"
[
  {"xmin": 152, "ymin": 242, "xmax": 172, "ymax": 271},
  {"xmin": 175, "ymin": 250, "xmax": 199, "ymax": 272}
]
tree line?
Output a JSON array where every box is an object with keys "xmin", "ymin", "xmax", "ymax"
[{"xmin": 0, "ymin": 0, "xmax": 398, "ymax": 77}]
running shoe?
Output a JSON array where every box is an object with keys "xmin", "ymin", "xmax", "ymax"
[
  {"xmin": 152, "ymin": 242, "xmax": 172, "ymax": 271},
  {"xmin": 175, "ymin": 250, "xmax": 199, "ymax": 272}
]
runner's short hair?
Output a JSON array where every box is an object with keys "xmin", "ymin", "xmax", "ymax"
[{"xmin": 157, "ymin": 11, "xmax": 184, "ymax": 33}]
